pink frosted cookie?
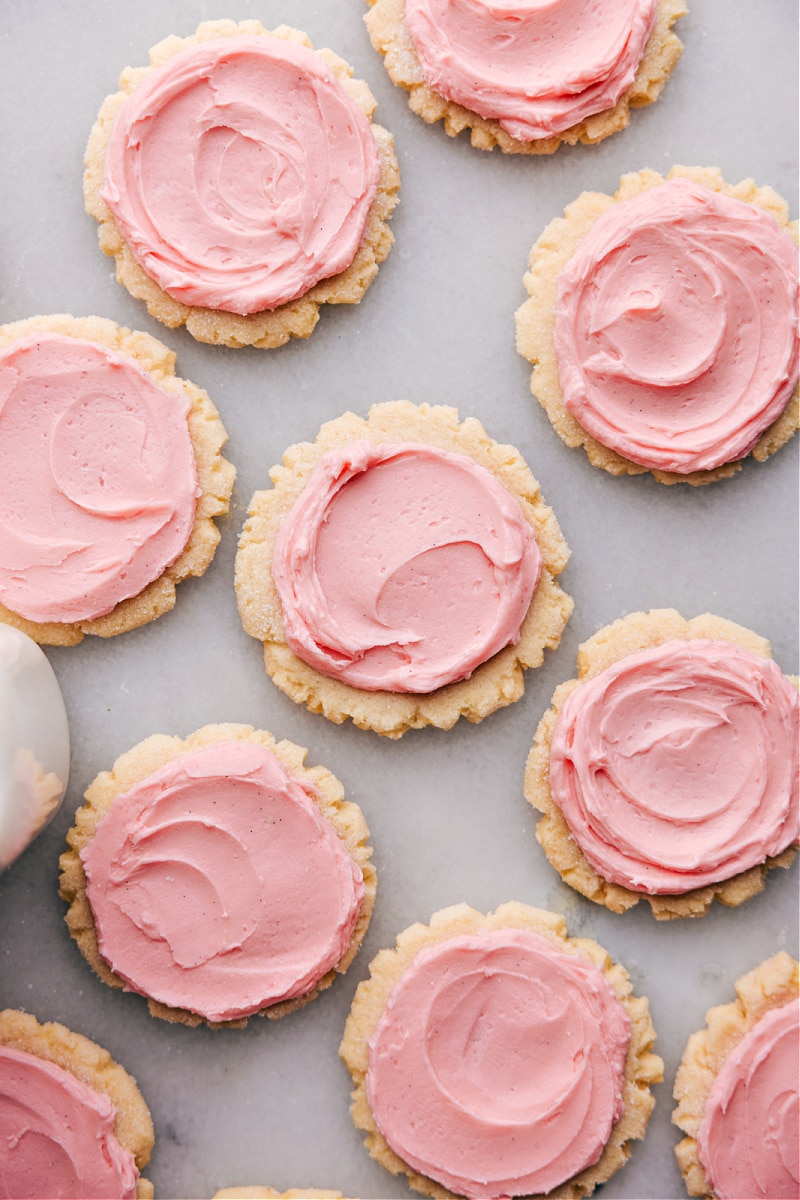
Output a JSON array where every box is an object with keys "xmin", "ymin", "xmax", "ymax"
[
  {"xmin": 0, "ymin": 1008, "xmax": 153, "ymax": 1199},
  {"xmin": 365, "ymin": 0, "xmax": 685, "ymax": 154},
  {"xmin": 340, "ymin": 902, "xmax": 662, "ymax": 1199},
  {"xmin": 526, "ymin": 610, "xmax": 799, "ymax": 919},
  {"xmin": 516, "ymin": 167, "xmax": 799, "ymax": 484},
  {"xmin": 85, "ymin": 20, "xmax": 400, "ymax": 348},
  {"xmin": 673, "ymin": 952, "xmax": 799, "ymax": 1199},
  {"xmin": 0, "ymin": 315, "xmax": 234, "ymax": 646},
  {"xmin": 60, "ymin": 724, "xmax": 375, "ymax": 1028},
  {"xmin": 235, "ymin": 401, "xmax": 572, "ymax": 737}
]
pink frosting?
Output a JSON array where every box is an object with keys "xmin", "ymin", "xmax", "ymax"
[
  {"xmin": 0, "ymin": 333, "xmax": 198, "ymax": 625},
  {"xmin": 0, "ymin": 1045, "xmax": 139, "ymax": 1200},
  {"xmin": 102, "ymin": 36, "xmax": 381, "ymax": 315},
  {"xmin": 272, "ymin": 442, "xmax": 541, "ymax": 693},
  {"xmin": 80, "ymin": 741, "xmax": 364, "ymax": 1022},
  {"xmin": 366, "ymin": 928, "xmax": 631, "ymax": 1199},
  {"xmin": 549, "ymin": 640, "xmax": 800, "ymax": 893},
  {"xmin": 697, "ymin": 999, "xmax": 799, "ymax": 1200},
  {"xmin": 554, "ymin": 178, "xmax": 800, "ymax": 472},
  {"xmin": 404, "ymin": 0, "xmax": 656, "ymax": 141}
]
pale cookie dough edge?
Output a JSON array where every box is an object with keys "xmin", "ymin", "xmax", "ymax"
[
  {"xmin": 671, "ymin": 951, "xmax": 800, "ymax": 1199},
  {"xmin": 0, "ymin": 313, "xmax": 235, "ymax": 646},
  {"xmin": 0, "ymin": 1007, "xmax": 154, "ymax": 1198},
  {"xmin": 84, "ymin": 20, "xmax": 400, "ymax": 349},
  {"xmin": 364, "ymin": 0, "xmax": 685, "ymax": 155},
  {"xmin": 235, "ymin": 400, "xmax": 573, "ymax": 738},
  {"xmin": 339, "ymin": 901, "xmax": 663, "ymax": 1200},
  {"xmin": 514, "ymin": 165, "xmax": 800, "ymax": 485},
  {"xmin": 524, "ymin": 609, "xmax": 799, "ymax": 919},
  {"xmin": 59, "ymin": 723, "xmax": 376, "ymax": 1029}
]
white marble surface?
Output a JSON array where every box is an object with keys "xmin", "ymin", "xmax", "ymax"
[{"xmin": 0, "ymin": 2, "xmax": 797, "ymax": 1198}]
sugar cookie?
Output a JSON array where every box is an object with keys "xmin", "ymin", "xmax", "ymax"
[
  {"xmin": 516, "ymin": 167, "xmax": 799, "ymax": 484},
  {"xmin": 236, "ymin": 401, "xmax": 572, "ymax": 737},
  {"xmin": 525, "ymin": 609, "xmax": 799, "ymax": 918},
  {"xmin": 0, "ymin": 1008, "xmax": 153, "ymax": 1199},
  {"xmin": 60, "ymin": 724, "xmax": 375, "ymax": 1028},
  {"xmin": 673, "ymin": 952, "xmax": 799, "ymax": 1199},
  {"xmin": 85, "ymin": 21, "xmax": 400, "ymax": 348},
  {"xmin": 340, "ymin": 902, "xmax": 662, "ymax": 1199},
  {"xmin": 365, "ymin": 0, "xmax": 685, "ymax": 154},
  {"xmin": 0, "ymin": 314, "xmax": 234, "ymax": 645}
]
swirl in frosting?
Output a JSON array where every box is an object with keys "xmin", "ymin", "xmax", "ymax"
[
  {"xmin": 102, "ymin": 36, "xmax": 381, "ymax": 315},
  {"xmin": 80, "ymin": 742, "xmax": 365, "ymax": 1022},
  {"xmin": 697, "ymin": 1000, "xmax": 799, "ymax": 1200},
  {"xmin": 549, "ymin": 640, "xmax": 800, "ymax": 893},
  {"xmin": 404, "ymin": 0, "xmax": 656, "ymax": 142},
  {"xmin": 272, "ymin": 442, "xmax": 541, "ymax": 693},
  {"xmin": 0, "ymin": 333, "xmax": 198, "ymax": 624},
  {"xmin": 554, "ymin": 178, "xmax": 800, "ymax": 473},
  {"xmin": 366, "ymin": 928, "xmax": 630, "ymax": 1198},
  {"xmin": 0, "ymin": 1045, "xmax": 139, "ymax": 1199}
]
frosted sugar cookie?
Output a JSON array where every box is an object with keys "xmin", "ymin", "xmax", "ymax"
[
  {"xmin": 235, "ymin": 401, "xmax": 572, "ymax": 737},
  {"xmin": 516, "ymin": 167, "xmax": 800, "ymax": 484},
  {"xmin": 340, "ymin": 902, "xmax": 662, "ymax": 1199},
  {"xmin": 85, "ymin": 20, "xmax": 400, "ymax": 348},
  {"xmin": 0, "ymin": 314, "xmax": 235, "ymax": 646},
  {"xmin": 0, "ymin": 1008, "xmax": 153, "ymax": 1199},
  {"xmin": 365, "ymin": 0, "xmax": 685, "ymax": 154},
  {"xmin": 673, "ymin": 952, "xmax": 799, "ymax": 1199},
  {"xmin": 60, "ymin": 724, "xmax": 375, "ymax": 1028},
  {"xmin": 525, "ymin": 610, "xmax": 799, "ymax": 919}
]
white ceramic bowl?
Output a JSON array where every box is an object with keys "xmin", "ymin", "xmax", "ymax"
[{"xmin": 0, "ymin": 626, "xmax": 70, "ymax": 870}]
